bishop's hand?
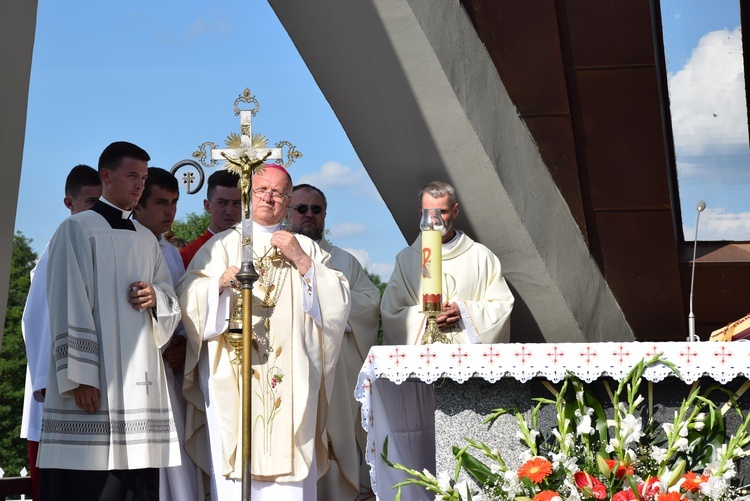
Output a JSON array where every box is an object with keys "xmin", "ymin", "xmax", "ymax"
[
  {"xmin": 271, "ymin": 230, "xmax": 312, "ymax": 275},
  {"xmin": 220, "ymin": 266, "xmax": 240, "ymax": 291}
]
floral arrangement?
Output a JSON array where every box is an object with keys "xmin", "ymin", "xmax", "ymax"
[{"xmin": 383, "ymin": 355, "xmax": 750, "ymax": 501}]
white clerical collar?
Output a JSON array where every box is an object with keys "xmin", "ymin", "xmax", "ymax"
[
  {"xmin": 253, "ymin": 221, "xmax": 282, "ymax": 234},
  {"xmin": 100, "ymin": 196, "xmax": 132, "ymax": 219},
  {"xmin": 443, "ymin": 230, "xmax": 461, "ymax": 251}
]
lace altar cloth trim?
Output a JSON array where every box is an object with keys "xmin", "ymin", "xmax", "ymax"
[{"xmin": 354, "ymin": 341, "xmax": 750, "ymax": 496}]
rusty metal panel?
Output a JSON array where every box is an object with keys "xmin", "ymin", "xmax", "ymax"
[
  {"xmin": 595, "ymin": 210, "xmax": 685, "ymax": 340},
  {"xmin": 463, "ymin": 0, "xmax": 569, "ymax": 115},
  {"xmin": 563, "ymin": 0, "xmax": 656, "ymax": 68},
  {"xmin": 574, "ymin": 68, "xmax": 670, "ymax": 210}
]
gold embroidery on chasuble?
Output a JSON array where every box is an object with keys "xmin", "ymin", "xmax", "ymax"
[{"xmin": 248, "ymin": 248, "xmax": 295, "ymax": 480}]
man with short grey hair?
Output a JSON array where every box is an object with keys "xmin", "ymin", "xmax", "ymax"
[{"xmin": 381, "ymin": 179, "xmax": 514, "ymax": 344}]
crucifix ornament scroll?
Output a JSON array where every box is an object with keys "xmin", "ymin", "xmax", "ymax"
[{"xmin": 189, "ymin": 87, "xmax": 301, "ymax": 499}]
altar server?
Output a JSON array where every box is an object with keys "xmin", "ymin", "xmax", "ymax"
[
  {"xmin": 133, "ymin": 167, "xmax": 199, "ymax": 501},
  {"xmin": 21, "ymin": 165, "xmax": 101, "ymax": 501},
  {"xmin": 38, "ymin": 141, "xmax": 182, "ymax": 501}
]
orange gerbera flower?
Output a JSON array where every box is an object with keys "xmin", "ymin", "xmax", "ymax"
[
  {"xmin": 518, "ymin": 457, "xmax": 553, "ymax": 483},
  {"xmin": 656, "ymin": 492, "xmax": 685, "ymax": 501},
  {"xmin": 605, "ymin": 459, "xmax": 635, "ymax": 478},
  {"xmin": 533, "ymin": 490, "xmax": 561, "ymax": 501},
  {"xmin": 682, "ymin": 472, "xmax": 709, "ymax": 492}
]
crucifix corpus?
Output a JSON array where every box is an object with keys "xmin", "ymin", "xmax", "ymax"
[{"xmin": 193, "ymin": 87, "xmax": 301, "ymax": 500}]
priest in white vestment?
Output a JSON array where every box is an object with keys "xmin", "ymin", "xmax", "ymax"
[
  {"xmin": 38, "ymin": 142, "xmax": 182, "ymax": 501},
  {"xmin": 288, "ymin": 184, "xmax": 381, "ymax": 500},
  {"xmin": 133, "ymin": 167, "xmax": 199, "ymax": 501},
  {"xmin": 377, "ymin": 180, "xmax": 514, "ymax": 500},
  {"xmin": 381, "ymin": 181, "xmax": 514, "ymax": 345},
  {"xmin": 177, "ymin": 164, "xmax": 351, "ymax": 501}
]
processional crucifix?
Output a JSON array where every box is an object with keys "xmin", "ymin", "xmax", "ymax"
[{"xmin": 174, "ymin": 88, "xmax": 301, "ymax": 500}]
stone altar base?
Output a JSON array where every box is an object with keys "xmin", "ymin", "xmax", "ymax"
[{"xmin": 434, "ymin": 376, "xmax": 750, "ymax": 496}]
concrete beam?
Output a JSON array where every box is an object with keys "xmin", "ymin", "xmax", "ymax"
[
  {"xmin": 269, "ymin": 0, "xmax": 633, "ymax": 342},
  {"xmin": 0, "ymin": 0, "xmax": 38, "ymax": 351}
]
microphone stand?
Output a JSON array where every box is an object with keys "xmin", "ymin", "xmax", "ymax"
[{"xmin": 688, "ymin": 200, "xmax": 706, "ymax": 342}]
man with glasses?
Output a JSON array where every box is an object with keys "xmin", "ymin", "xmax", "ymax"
[
  {"xmin": 180, "ymin": 169, "xmax": 242, "ymax": 267},
  {"xmin": 177, "ymin": 164, "xmax": 351, "ymax": 500},
  {"xmin": 287, "ymin": 184, "xmax": 381, "ymax": 500}
]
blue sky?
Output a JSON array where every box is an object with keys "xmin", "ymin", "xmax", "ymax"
[
  {"xmin": 17, "ymin": 0, "xmax": 405, "ymax": 280},
  {"xmin": 661, "ymin": 0, "xmax": 750, "ymax": 240},
  {"xmin": 17, "ymin": 0, "xmax": 750, "ymax": 273}
]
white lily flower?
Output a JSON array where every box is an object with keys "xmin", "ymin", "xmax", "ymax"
[
  {"xmin": 650, "ymin": 445, "xmax": 668, "ymax": 463},
  {"xmin": 699, "ymin": 476, "xmax": 728, "ymax": 500},
  {"xmin": 675, "ymin": 437, "xmax": 689, "ymax": 452},
  {"xmin": 678, "ymin": 423, "xmax": 688, "ymax": 437},
  {"xmin": 620, "ymin": 414, "xmax": 644, "ymax": 444},
  {"xmin": 453, "ymin": 480, "xmax": 470, "ymax": 500},
  {"xmin": 437, "ymin": 471, "xmax": 452, "ymax": 492},
  {"xmin": 576, "ymin": 414, "xmax": 594, "ymax": 436}
]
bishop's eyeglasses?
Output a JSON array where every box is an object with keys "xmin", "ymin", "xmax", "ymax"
[
  {"xmin": 291, "ymin": 204, "xmax": 325, "ymax": 215},
  {"xmin": 251, "ymin": 188, "xmax": 289, "ymax": 202}
]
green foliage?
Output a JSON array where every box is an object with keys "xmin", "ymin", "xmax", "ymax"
[
  {"xmin": 0, "ymin": 232, "xmax": 37, "ymax": 475},
  {"xmin": 365, "ymin": 269, "xmax": 387, "ymax": 344},
  {"xmin": 365, "ymin": 269, "xmax": 387, "ymax": 297},
  {"xmin": 171, "ymin": 211, "xmax": 210, "ymax": 242}
]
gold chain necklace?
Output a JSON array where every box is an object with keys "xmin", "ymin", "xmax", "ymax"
[{"xmin": 252, "ymin": 245, "xmax": 291, "ymax": 349}]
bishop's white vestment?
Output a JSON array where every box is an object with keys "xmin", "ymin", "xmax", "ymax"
[
  {"xmin": 381, "ymin": 231, "xmax": 514, "ymax": 345},
  {"xmin": 177, "ymin": 223, "xmax": 350, "ymax": 500},
  {"xmin": 38, "ymin": 201, "xmax": 182, "ymax": 471},
  {"xmin": 317, "ymin": 238, "xmax": 380, "ymax": 500}
]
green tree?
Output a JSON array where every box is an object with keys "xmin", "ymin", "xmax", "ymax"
[
  {"xmin": 170, "ymin": 211, "xmax": 210, "ymax": 242},
  {"xmin": 0, "ymin": 232, "xmax": 37, "ymax": 475},
  {"xmin": 365, "ymin": 270, "xmax": 387, "ymax": 296},
  {"xmin": 365, "ymin": 269, "xmax": 387, "ymax": 345}
]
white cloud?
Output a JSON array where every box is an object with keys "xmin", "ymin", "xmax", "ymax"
[
  {"xmin": 366, "ymin": 261, "xmax": 394, "ymax": 282},
  {"xmin": 330, "ymin": 222, "xmax": 366, "ymax": 238},
  {"xmin": 668, "ymin": 28, "xmax": 748, "ymax": 158},
  {"xmin": 684, "ymin": 207, "xmax": 750, "ymax": 241},
  {"xmin": 297, "ymin": 160, "xmax": 367, "ymax": 188},
  {"xmin": 342, "ymin": 247, "xmax": 371, "ymax": 268},
  {"xmin": 340, "ymin": 247, "xmax": 394, "ymax": 281}
]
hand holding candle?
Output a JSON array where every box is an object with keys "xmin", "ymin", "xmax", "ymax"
[{"xmin": 420, "ymin": 208, "xmax": 449, "ymax": 343}]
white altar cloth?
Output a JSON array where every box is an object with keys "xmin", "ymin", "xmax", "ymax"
[{"xmin": 354, "ymin": 341, "xmax": 750, "ymax": 499}]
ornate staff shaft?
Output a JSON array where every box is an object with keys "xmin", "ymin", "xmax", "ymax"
[
  {"xmin": 230, "ymin": 156, "xmax": 265, "ymax": 500},
  {"xmin": 236, "ymin": 258, "xmax": 257, "ymax": 500}
]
